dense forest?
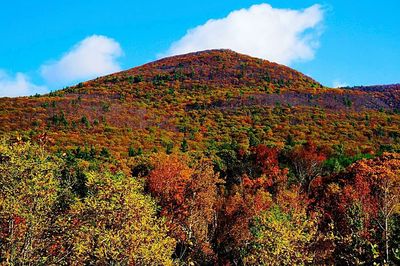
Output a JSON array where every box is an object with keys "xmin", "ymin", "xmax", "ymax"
[{"xmin": 0, "ymin": 50, "xmax": 399, "ymax": 265}]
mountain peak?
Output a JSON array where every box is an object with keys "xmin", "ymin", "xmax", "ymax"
[
  {"xmin": 80, "ymin": 49, "xmax": 322, "ymax": 94},
  {"xmin": 138, "ymin": 49, "xmax": 293, "ymax": 73}
]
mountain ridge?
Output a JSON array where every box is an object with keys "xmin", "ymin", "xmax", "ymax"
[{"xmin": 0, "ymin": 49, "xmax": 399, "ymax": 157}]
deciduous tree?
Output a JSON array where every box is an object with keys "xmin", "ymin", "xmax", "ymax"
[
  {"xmin": 0, "ymin": 138, "xmax": 62, "ymax": 264},
  {"xmin": 63, "ymin": 171, "xmax": 176, "ymax": 265}
]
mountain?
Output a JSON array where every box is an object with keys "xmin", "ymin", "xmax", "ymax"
[
  {"xmin": 1, "ymin": 49, "xmax": 400, "ymax": 265},
  {"xmin": 0, "ymin": 49, "xmax": 399, "ymax": 156}
]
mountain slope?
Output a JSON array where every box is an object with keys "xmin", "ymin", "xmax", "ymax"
[
  {"xmin": 0, "ymin": 49, "xmax": 399, "ymax": 157},
  {"xmin": 2, "ymin": 50, "xmax": 399, "ymax": 265}
]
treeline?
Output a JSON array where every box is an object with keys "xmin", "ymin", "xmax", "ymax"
[{"xmin": 0, "ymin": 137, "xmax": 399, "ymax": 265}]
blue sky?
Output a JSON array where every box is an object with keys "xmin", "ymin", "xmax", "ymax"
[{"xmin": 0, "ymin": 0, "xmax": 399, "ymax": 96}]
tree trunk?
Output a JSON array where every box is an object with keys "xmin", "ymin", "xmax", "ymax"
[{"xmin": 385, "ymin": 215, "xmax": 389, "ymax": 264}]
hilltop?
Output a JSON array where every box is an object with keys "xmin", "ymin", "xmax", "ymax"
[
  {"xmin": 67, "ymin": 49, "xmax": 322, "ymax": 94},
  {"xmin": 0, "ymin": 49, "xmax": 399, "ymax": 157}
]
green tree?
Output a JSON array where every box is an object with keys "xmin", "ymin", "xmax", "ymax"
[
  {"xmin": 180, "ymin": 138, "xmax": 189, "ymax": 153},
  {"xmin": 128, "ymin": 145, "xmax": 136, "ymax": 157}
]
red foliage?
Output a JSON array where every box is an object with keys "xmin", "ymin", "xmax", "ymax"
[
  {"xmin": 289, "ymin": 141, "xmax": 326, "ymax": 189},
  {"xmin": 13, "ymin": 215, "xmax": 25, "ymax": 226},
  {"xmin": 147, "ymin": 154, "xmax": 191, "ymax": 209},
  {"xmin": 252, "ymin": 144, "xmax": 279, "ymax": 174}
]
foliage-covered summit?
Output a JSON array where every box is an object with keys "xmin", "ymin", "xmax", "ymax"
[{"xmin": 1, "ymin": 49, "xmax": 399, "ymax": 159}]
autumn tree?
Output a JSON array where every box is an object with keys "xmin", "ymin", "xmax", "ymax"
[
  {"xmin": 243, "ymin": 188, "xmax": 319, "ymax": 265},
  {"xmin": 184, "ymin": 158, "xmax": 223, "ymax": 262},
  {"xmin": 216, "ymin": 182, "xmax": 273, "ymax": 262},
  {"xmin": 311, "ymin": 169, "xmax": 380, "ymax": 264},
  {"xmin": 250, "ymin": 144, "xmax": 288, "ymax": 192},
  {"xmin": 312, "ymin": 153, "xmax": 400, "ymax": 264},
  {"xmin": 62, "ymin": 171, "xmax": 176, "ymax": 265},
  {"xmin": 287, "ymin": 141, "xmax": 326, "ymax": 191},
  {"xmin": 0, "ymin": 138, "xmax": 62, "ymax": 264},
  {"xmin": 347, "ymin": 153, "xmax": 400, "ymax": 264},
  {"xmin": 215, "ymin": 145, "xmax": 289, "ymax": 262},
  {"xmin": 147, "ymin": 154, "xmax": 192, "ymax": 231},
  {"xmin": 147, "ymin": 153, "xmax": 222, "ymax": 263}
]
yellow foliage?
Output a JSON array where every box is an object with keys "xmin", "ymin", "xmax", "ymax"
[
  {"xmin": 0, "ymin": 139, "xmax": 62, "ymax": 264},
  {"xmin": 243, "ymin": 203, "xmax": 318, "ymax": 265},
  {"xmin": 64, "ymin": 171, "xmax": 176, "ymax": 265}
]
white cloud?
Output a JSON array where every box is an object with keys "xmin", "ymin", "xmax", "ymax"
[
  {"xmin": 0, "ymin": 35, "xmax": 123, "ymax": 97},
  {"xmin": 0, "ymin": 70, "xmax": 47, "ymax": 97},
  {"xmin": 332, "ymin": 80, "xmax": 348, "ymax": 88},
  {"xmin": 163, "ymin": 3, "xmax": 324, "ymax": 65},
  {"xmin": 41, "ymin": 35, "xmax": 123, "ymax": 87}
]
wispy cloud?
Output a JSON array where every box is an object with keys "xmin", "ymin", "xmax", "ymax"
[
  {"xmin": 0, "ymin": 70, "xmax": 47, "ymax": 97},
  {"xmin": 332, "ymin": 80, "xmax": 349, "ymax": 88},
  {"xmin": 40, "ymin": 35, "xmax": 123, "ymax": 87},
  {"xmin": 163, "ymin": 3, "xmax": 324, "ymax": 65}
]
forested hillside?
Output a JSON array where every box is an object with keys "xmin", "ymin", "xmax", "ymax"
[{"xmin": 0, "ymin": 49, "xmax": 399, "ymax": 265}]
